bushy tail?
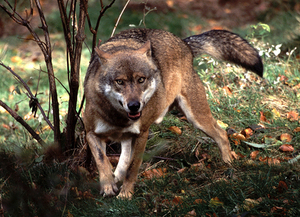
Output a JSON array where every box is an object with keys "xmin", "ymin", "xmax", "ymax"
[{"xmin": 183, "ymin": 30, "xmax": 263, "ymax": 77}]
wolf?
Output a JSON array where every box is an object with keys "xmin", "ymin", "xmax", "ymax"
[{"xmin": 84, "ymin": 28, "xmax": 263, "ymax": 198}]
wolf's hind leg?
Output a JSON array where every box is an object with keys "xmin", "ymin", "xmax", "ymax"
[{"xmin": 177, "ymin": 75, "xmax": 232, "ymax": 163}]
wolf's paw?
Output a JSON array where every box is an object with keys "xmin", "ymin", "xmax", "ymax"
[
  {"xmin": 117, "ymin": 189, "xmax": 133, "ymax": 199},
  {"xmin": 117, "ymin": 184, "xmax": 134, "ymax": 199},
  {"xmin": 100, "ymin": 183, "xmax": 119, "ymax": 197},
  {"xmin": 222, "ymin": 153, "xmax": 233, "ymax": 164}
]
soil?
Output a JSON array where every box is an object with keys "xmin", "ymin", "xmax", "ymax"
[
  {"xmin": 129, "ymin": 0, "xmax": 269, "ymax": 28},
  {"xmin": 0, "ymin": 0, "xmax": 269, "ymax": 37}
]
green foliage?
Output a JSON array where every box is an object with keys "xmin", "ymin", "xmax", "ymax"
[{"xmin": 1, "ymin": 1, "xmax": 300, "ymax": 216}]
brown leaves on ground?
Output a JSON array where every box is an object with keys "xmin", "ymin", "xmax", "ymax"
[
  {"xmin": 287, "ymin": 111, "xmax": 299, "ymax": 121},
  {"xmin": 279, "ymin": 144, "xmax": 294, "ymax": 152},
  {"xmin": 228, "ymin": 120, "xmax": 296, "ymax": 164},
  {"xmin": 280, "ymin": 133, "xmax": 292, "ymax": 142},
  {"xmin": 141, "ymin": 168, "xmax": 167, "ymax": 180},
  {"xmin": 259, "ymin": 109, "xmax": 299, "ymax": 123},
  {"xmin": 168, "ymin": 126, "xmax": 182, "ymax": 135},
  {"xmin": 250, "ymin": 150, "xmax": 260, "ymax": 160}
]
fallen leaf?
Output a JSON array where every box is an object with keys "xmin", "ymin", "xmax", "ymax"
[
  {"xmin": 191, "ymin": 162, "xmax": 205, "ymax": 170},
  {"xmin": 272, "ymin": 108, "xmax": 281, "ymax": 119},
  {"xmin": 172, "ymin": 195, "xmax": 183, "ymax": 205},
  {"xmin": 270, "ymin": 206, "xmax": 287, "ymax": 215},
  {"xmin": 11, "ymin": 56, "xmax": 22, "ymax": 63},
  {"xmin": 185, "ymin": 209, "xmax": 197, "ymax": 217},
  {"xmin": 287, "ymin": 111, "xmax": 299, "ymax": 121},
  {"xmin": 294, "ymin": 127, "xmax": 300, "ymax": 132},
  {"xmin": 292, "ymin": 83, "xmax": 300, "ymax": 90},
  {"xmin": 168, "ymin": 126, "xmax": 182, "ymax": 135},
  {"xmin": 142, "ymin": 168, "xmax": 167, "ymax": 179},
  {"xmin": 250, "ymin": 150, "xmax": 260, "ymax": 160},
  {"xmin": 179, "ymin": 116, "xmax": 187, "ymax": 121},
  {"xmin": 280, "ymin": 133, "xmax": 292, "ymax": 142},
  {"xmin": 67, "ymin": 210, "xmax": 74, "ymax": 217},
  {"xmin": 279, "ymin": 75, "xmax": 288, "ymax": 82},
  {"xmin": 241, "ymin": 128, "xmax": 253, "ymax": 139},
  {"xmin": 2, "ymin": 124, "xmax": 10, "ymax": 130},
  {"xmin": 209, "ymin": 197, "xmax": 223, "ymax": 207},
  {"xmin": 242, "ymin": 198, "xmax": 260, "ymax": 211},
  {"xmin": 24, "ymin": 112, "xmax": 34, "ymax": 121},
  {"xmin": 267, "ymin": 158, "xmax": 281, "ymax": 165},
  {"xmin": 279, "ymin": 144, "xmax": 294, "ymax": 152},
  {"xmin": 8, "ymin": 94, "xmax": 14, "ymax": 101},
  {"xmin": 233, "ymin": 107, "xmax": 241, "ymax": 112},
  {"xmin": 217, "ymin": 120, "xmax": 228, "ymax": 129},
  {"xmin": 277, "ymin": 180, "xmax": 288, "ymax": 193},
  {"xmin": 177, "ymin": 167, "xmax": 186, "ymax": 174},
  {"xmin": 259, "ymin": 157, "xmax": 281, "ymax": 165},
  {"xmin": 222, "ymin": 86, "xmax": 232, "ymax": 96},
  {"xmin": 42, "ymin": 125, "xmax": 52, "ymax": 132},
  {"xmin": 237, "ymin": 152, "xmax": 246, "ymax": 159},
  {"xmin": 193, "ymin": 199, "xmax": 205, "ymax": 204},
  {"xmin": 9, "ymin": 85, "xmax": 15, "ymax": 93},
  {"xmin": 260, "ymin": 111, "xmax": 270, "ymax": 123},
  {"xmin": 230, "ymin": 133, "xmax": 246, "ymax": 145},
  {"xmin": 162, "ymin": 195, "xmax": 183, "ymax": 207}
]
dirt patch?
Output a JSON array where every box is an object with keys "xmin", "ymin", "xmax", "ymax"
[
  {"xmin": 128, "ymin": 0, "xmax": 269, "ymax": 29},
  {"xmin": 0, "ymin": 0, "xmax": 269, "ymax": 37}
]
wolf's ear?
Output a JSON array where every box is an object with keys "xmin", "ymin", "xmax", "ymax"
[
  {"xmin": 136, "ymin": 40, "xmax": 151, "ymax": 57},
  {"xmin": 94, "ymin": 47, "xmax": 112, "ymax": 63}
]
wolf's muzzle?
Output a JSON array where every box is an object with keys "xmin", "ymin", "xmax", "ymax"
[
  {"xmin": 127, "ymin": 101, "xmax": 141, "ymax": 120},
  {"xmin": 128, "ymin": 101, "xmax": 140, "ymax": 112}
]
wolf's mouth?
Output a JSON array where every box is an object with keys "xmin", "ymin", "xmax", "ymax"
[{"xmin": 127, "ymin": 112, "xmax": 141, "ymax": 120}]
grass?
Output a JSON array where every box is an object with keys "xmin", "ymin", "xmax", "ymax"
[{"xmin": 0, "ymin": 2, "xmax": 300, "ymax": 216}]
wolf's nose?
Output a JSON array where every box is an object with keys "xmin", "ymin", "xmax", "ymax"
[{"xmin": 127, "ymin": 101, "xmax": 140, "ymax": 112}]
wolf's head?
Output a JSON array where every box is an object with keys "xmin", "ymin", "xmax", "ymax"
[{"xmin": 95, "ymin": 41, "xmax": 159, "ymax": 121}]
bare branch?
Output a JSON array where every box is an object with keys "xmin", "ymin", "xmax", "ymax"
[
  {"xmin": 0, "ymin": 0, "xmax": 61, "ymax": 143},
  {"xmin": 65, "ymin": 0, "xmax": 87, "ymax": 150},
  {"xmin": 34, "ymin": 0, "xmax": 61, "ymax": 143},
  {"xmin": 0, "ymin": 100, "xmax": 46, "ymax": 146},
  {"xmin": 111, "ymin": 0, "xmax": 131, "ymax": 37},
  {"xmin": 0, "ymin": 62, "xmax": 54, "ymax": 131},
  {"xmin": 91, "ymin": 0, "xmax": 116, "ymax": 49}
]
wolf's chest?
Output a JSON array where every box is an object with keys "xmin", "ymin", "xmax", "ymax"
[{"xmin": 94, "ymin": 119, "xmax": 141, "ymax": 140}]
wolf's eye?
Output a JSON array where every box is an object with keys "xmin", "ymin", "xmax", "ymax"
[
  {"xmin": 116, "ymin": 79, "xmax": 124, "ymax": 85},
  {"xmin": 138, "ymin": 77, "xmax": 146, "ymax": 83}
]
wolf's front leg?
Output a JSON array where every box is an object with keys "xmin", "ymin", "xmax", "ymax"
[
  {"xmin": 117, "ymin": 130, "xmax": 149, "ymax": 199},
  {"xmin": 114, "ymin": 138, "xmax": 133, "ymax": 185},
  {"xmin": 86, "ymin": 132, "xmax": 118, "ymax": 196}
]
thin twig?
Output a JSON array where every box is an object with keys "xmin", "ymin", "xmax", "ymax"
[
  {"xmin": 111, "ymin": 0, "xmax": 131, "ymax": 37},
  {"xmin": 0, "ymin": 62, "xmax": 54, "ymax": 130},
  {"xmin": 0, "ymin": 100, "xmax": 46, "ymax": 146},
  {"xmin": 34, "ymin": 0, "xmax": 61, "ymax": 142},
  {"xmin": 91, "ymin": 0, "xmax": 116, "ymax": 49}
]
